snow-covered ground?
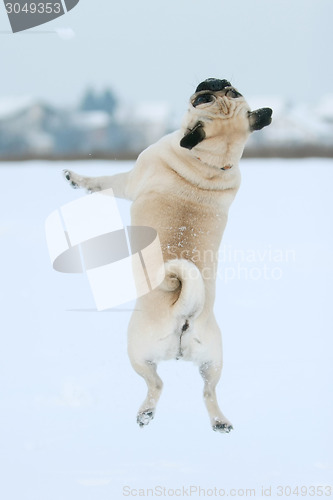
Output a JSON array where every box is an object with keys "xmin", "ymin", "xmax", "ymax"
[{"xmin": 0, "ymin": 159, "xmax": 332, "ymax": 499}]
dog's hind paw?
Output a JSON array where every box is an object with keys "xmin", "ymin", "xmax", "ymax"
[
  {"xmin": 137, "ymin": 409, "xmax": 155, "ymax": 427},
  {"xmin": 212, "ymin": 420, "xmax": 233, "ymax": 434}
]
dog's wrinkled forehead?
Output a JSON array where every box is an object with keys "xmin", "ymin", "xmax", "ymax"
[{"xmin": 195, "ymin": 78, "xmax": 233, "ymax": 93}]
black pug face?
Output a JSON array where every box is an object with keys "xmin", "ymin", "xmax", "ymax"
[{"xmin": 181, "ymin": 78, "xmax": 273, "ymax": 150}]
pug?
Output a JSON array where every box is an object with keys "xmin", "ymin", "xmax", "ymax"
[{"xmin": 64, "ymin": 78, "xmax": 272, "ymax": 433}]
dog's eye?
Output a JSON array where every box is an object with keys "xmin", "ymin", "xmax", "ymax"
[
  {"xmin": 226, "ymin": 89, "xmax": 242, "ymax": 98},
  {"xmin": 192, "ymin": 94, "xmax": 215, "ymax": 107}
]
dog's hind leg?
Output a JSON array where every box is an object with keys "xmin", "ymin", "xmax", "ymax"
[
  {"xmin": 199, "ymin": 361, "xmax": 233, "ymax": 434},
  {"xmin": 131, "ymin": 359, "xmax": 163, "ymax": 427}
]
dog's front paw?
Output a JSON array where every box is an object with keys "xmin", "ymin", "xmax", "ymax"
[
  {"xmin": 137, "ymin": 409, "xmax": 155, "ymax": 427},
  {"xmin": 63, "ymin": 169, "xmax": 81, "ymax": 189},
  {"xmin": 212, "ymin": 418, "xmax": 233, "ymax": 434}
]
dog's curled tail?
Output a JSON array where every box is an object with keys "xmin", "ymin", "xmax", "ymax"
[{"xmin": 160, "ymin": 259, "xmax": 205, "ymax": 319}]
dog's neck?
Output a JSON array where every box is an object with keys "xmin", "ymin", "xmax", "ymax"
[
  {"xmin": 167, "ymin": 131, "xmax": 242, "ymax": 192},
  {"xmin": 191, "ymin": 137, "xmax": 246, "ymax": 171}
]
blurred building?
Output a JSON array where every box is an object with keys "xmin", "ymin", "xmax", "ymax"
[{"xmin": 0, "ymin": 91, "xmax": 332, "ymax": 160}]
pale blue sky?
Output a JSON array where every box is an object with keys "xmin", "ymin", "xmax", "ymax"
[{"xmin": 1, "ymin": 0, "xmax": 332, "ymax": 110}]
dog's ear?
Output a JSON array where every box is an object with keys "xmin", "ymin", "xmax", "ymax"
[
  {"xmin": 180, "ymin": 121, "xmax": 206, "ymax": 150},
  {"xmin": 248, "ymin": 108, "xmax": 273, "ymax": 131}
]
